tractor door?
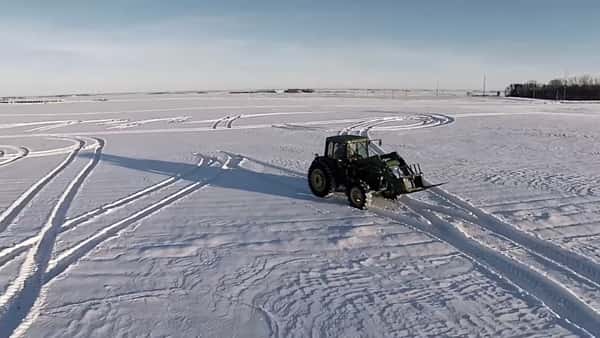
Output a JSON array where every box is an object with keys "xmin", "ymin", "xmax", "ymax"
[{"xmin": 326, "ymin": 141, "xmax": 348, "ymax": 186}]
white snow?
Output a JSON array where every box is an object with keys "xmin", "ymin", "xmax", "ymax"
[{"xmin": 1, "ymin": 91, "xmax": 600, "ymax": 337}]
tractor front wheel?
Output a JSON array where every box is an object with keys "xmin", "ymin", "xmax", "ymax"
[{"xmin": 347, "ymin": 181, "xmax": 372, "ymax": 209}]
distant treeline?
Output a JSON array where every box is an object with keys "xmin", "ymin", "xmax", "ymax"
[
  {"xmin": 0, "ymin": 98, "xmax": 63, "ymax": 104},
  {"xmin": 229, "ymin": 88, "xmax": 315, "ymax": 94},
  {"xmin": 506, "ymin": 75, "xmax": 600, "ymax": 100}
]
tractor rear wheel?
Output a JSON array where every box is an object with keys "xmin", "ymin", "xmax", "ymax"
[
  {"xmin": 308, "ymin": 162, "xmax": 335, "ymax": 197},
  {"xmin": 347, "ymin": 181, "xmax": 372, "ymax": 209}
]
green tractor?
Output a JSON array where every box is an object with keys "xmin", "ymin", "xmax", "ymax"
[{"xmin": 308, "ymin": 135, "xmax": 440, "ymax": 209}]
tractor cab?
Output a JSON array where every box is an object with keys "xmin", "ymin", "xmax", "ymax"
[{"xmin": 324, "ymin": 135, "xmax": 371, "ymax": 161}]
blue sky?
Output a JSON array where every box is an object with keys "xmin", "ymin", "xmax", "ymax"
[{"xmin": 1, "ymin": 1, "xmax": 599, "ymax": 95}]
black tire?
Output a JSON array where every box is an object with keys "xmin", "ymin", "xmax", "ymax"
[
  {"xmin": 308, "ymin": 161, "xmax": 335, "ymax": 197},
  {"xmin": 347, "ymin": 181, "xmax": 372, "ymax": 209}
]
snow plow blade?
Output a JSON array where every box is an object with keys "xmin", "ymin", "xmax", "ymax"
[
  {"xmin": 396, "ymin": 173, "xmax": 445, "ymax": 194},
  {"xmin": 405, "ymin": 182, "xmax": 446, "ymax": 193}
]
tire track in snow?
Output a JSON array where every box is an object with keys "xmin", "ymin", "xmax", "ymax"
[
  {"xmin": 338, "ymin": 113, "xmax": 454, "ymax": 137},
  {"xmin": 0, "ymin": 121, "xmax": 72, "ymax": 131},
  {"xmin": 0, "ymin": 104, "xmax": 308, "ymax": 117},
  {"xmin": 212, "ymin": 115, "xmax": 229, "ymax": 129},
  {"xmin": 59, "ymin": 155, "xmax": 207, "ymax": 234},
  {"xmin": 226, "ymin": 115, "xmax": 242, "ymax": 128},
  {"xmin": 26, "ymin": 121, "xmax": 77, "ymax": 132},
  {"xmin": 106, "ymin": 116, "xmax": 191, "ymax": 130},
  {"xmin": 403, "ymin": 195, "xmax": 600, "ymax": 297},
  {"xmin": 211, "ymin": 114, "xmax": 242, "ymax": 129},
  {"xmin": 0, "ymin": 121, "xmax": 384, "ymax": 139},
  {"xmin": 44, "ymin": 154, "xmax": 233, "ymax": 282},
  {"xmin": 425, "ymin": 187, "xmax": 600, "ymax": 287},
  {"xmin": 356, "ymin": 117, "xmax": 600, "ymax": 289},
  {"xmin": 212, "ymin": 154, "xmax": 554, "ymax": 337},
  {"xmin": 26, "ymin": 138, "xmax": 84, "ymax": 158},
  {"xmin": 0, "ymin": 146, "xmax": 29, "ymax": 167},
  {"xmin": 344, "ymin": 118, "xmax": 600, "ymax": 336},
  {"xmin": 351, "ymin": 117, "xmax": 600, "ymax": 287},
  {"xmin": 209, "ymin": 155, "xmax": 451, "ymax": 337},
  {"xmin": 0, "ymin": 138, "xmax": 83, "ymax": 234},
  {"xmin": 0, "ymin": 119, "xmax": 125, "ymax": 133},
  {"xmin": 377, "ymin": 202, "xmax": 600, "ymax": 336},
  {"xmin": 1, "ymin": 153, "xmax": 227, "ymax": 337},
  {"xmin": 0, "ymin": 137, "xmax": 103, "ymax": 338},
  {"xmin": 0, "ymin": 156, "xmax": 209, "ymax": 272}
]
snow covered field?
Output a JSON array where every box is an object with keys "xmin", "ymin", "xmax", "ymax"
[{"xmin": 1, "ymin": 91, "xmax": 600, "ymax": 337}]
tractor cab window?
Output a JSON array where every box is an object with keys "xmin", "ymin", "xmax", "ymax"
[
  {"xmin": 348, "ymin": 142, "xmax": 369, "ymax": 160},
  {"xmin": 327, "ymin": 142, "xmax": 347, "ymax": 160}
]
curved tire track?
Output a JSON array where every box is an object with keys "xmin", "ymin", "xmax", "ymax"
[
  {"xmin": 45, "ymin": 154, "xmax": 235, "ymax": 282},
  {"xmin": 339, "ymin": 113, "xmax": 454, "ymax": 137},
  {"xmin": 0, "ymin": 137, "xmax": 102, "ymax": 338},
  {"xmin": 0, "ymin": 156, "xmax": 209, "ymax": 272},
  {"xmin": 0, "ymin": 138, "xmax": 84, "ymax": 234},
  {"xmin": 0, "ymin": 151, "xmax": 230, "ymax": 337},
  {"xmin": 212, "ymin": 115, "xmax": 242, "ymax": 129},
  {"xmin": 59, "ymin": 155, "xmax": 207, "ymax": 234},
  {"xmin": 212, "ymin": 115, "xmax": 229, "ymax": 129},
  {"xmin": 226, "ymin": 115, "xmax": 242, "ymax": 128},
  {"xmin": 0, "ymin": 146, "xmax": 29, "ymax": 168}
]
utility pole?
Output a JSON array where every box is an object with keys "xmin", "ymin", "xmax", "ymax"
[
  {"xmin": 563, "ymin": 70, "xmax": 568, "ymax": 101},
  {"xmin": 436, "ymin": 80, "xmax": 439, "ymax": 96},
  {"xmin": 482, "ymin": 74, "xmax": 487, "ymax": 97}
]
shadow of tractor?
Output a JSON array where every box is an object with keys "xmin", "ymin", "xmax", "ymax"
[{"xmin": 80, "ymin": 151, "xmax": 344, "ymax": 206}]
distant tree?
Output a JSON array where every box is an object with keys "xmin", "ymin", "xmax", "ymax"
[
  {"xmin": 567, "ymin": 76, "xmax": 579, "ymax": 86},
  {"xmin": 548, "ymin": 79, "xmax": 564, "ymax": 87},
  {"xmin": 579, "ymin": 74, "xmax": 593, "ymax": 86},
  {"xmin": 507, "ymin": 74, "xmax": 600, "ymax": 100}
]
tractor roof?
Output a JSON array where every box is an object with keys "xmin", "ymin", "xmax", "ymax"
[{"xmin": 326, "ymin": 135, "xmax": 369, "ymax": 144}]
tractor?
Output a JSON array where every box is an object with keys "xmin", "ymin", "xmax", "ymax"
[{"xmin": 307, "ymin": 135, "xmax": 440, "ymax": 209}]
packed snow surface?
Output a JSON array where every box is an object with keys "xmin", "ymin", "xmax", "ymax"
[{"xmin": 1, "ymin": 91, "xmax": 600, "ymax": 337}]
